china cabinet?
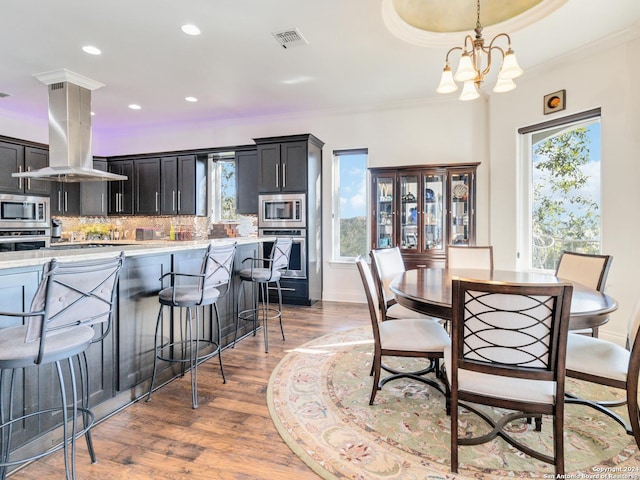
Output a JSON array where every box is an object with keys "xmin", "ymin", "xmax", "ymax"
[{"xmin": 370, "ymin": 163, "xmax": 479, "ymax": 268}]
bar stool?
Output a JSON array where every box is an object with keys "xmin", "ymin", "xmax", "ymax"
[
  {"xmin": 0, "ymin": 252, "xmax": 124, "ymax": 480},
  {"xmin": 146, "ymin": 242, "xmax": 236, "ymax": 409},
  {"xmin": 234, "ymin": 237, "xmax": 293, "ymax": 353}
]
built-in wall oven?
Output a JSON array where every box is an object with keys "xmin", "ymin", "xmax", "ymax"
[
  {"xmin": 258, "ymin": 193, "xmax": 306, "ymax": 229},
  {"xmin": 259, "ymin": 228, "xmax": 306, "ymax": 279},
  {"xmin": 0, "ymin": 194, "xmax": 50, "ymax": 251}
]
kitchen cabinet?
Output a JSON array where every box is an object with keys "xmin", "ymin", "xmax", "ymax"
[
  {"xmin": 117, "ymin": 253, "xmax": 171, "ymax": 391},
  {"xmin": 50, "ymin": 179, "xmax": 80, "ymax": 216},
  {"xmin": 134, "ymin": 158, "xmax": 161, "ymax": 215},
  {"xmin": 108, "ymin": 160, "xmax": 134, "ymax": 215},
  {"xmin": 160, "ymin": 154, "xmax": 206, "ymax": 216},
  {"xmin": 254, "ymin": 134, "xmax": 324, "ymax": 305},
  {"xmin": 235, "ymin": 148, "xmax": 258, "ymax": 214},
  {"xmin": 0, "ymin": 142, "xmax": 50, "ymax": 195},
  {"xmin": 80, "ymin": 158, "xmax": 108, "ymax": 216},
  {"xmin": 370, "ymin": 163, "xmax": 479, "ymax": 269},
  {"xmin": 256, "ymin": 139, "xmax": 308, "ymax": 193}
]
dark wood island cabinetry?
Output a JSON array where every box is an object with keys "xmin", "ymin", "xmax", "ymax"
[{"xmin": 0, "ymin": 238, "xmax": 264, "ymax": 462}]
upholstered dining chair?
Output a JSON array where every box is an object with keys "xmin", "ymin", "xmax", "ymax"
[
  {"xmin": 564, "ymin": 296, "xmax": 640, "ymax": 449},
  {"xmin": 355, "ymin": 256, "xmax": 450, "ymax": 405},
  {"xmin": 147, "ymin": 242, "xmax": 236, "ymax": 409},
  {"xmin": 446, "ymin": 277, "xmax": 573, "ymax": 476},
  {"xmin": 234, "ymin": 237, "xmax": 293, "ymax": 353},
  {"xmin": 447, "ymin": 245, "xmax": 494, "ymax": 269},
  {"xmin": 555, "ymin": 250, "xmax": 613, "ymax": 337},
  {"xmin": 370, "ymin": 247, "xmax": 439, "ymax": 321},
  {"xmin": 0, "ymin": 252, "xmax": 124, "ymax": 480}
]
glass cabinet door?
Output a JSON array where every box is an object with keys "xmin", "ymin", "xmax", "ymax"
[
  {"xmin": 373, "ymin": 175, "xmax": 395, "ymax": 249},
  {"xmin": 449, "ymin": 172, "xmax": 470, "ymax": 246},
  {"xmin": 423, "ymin": 174, "xmax": 444, "ymax": 252},
  {"xmin": 399, "ymin": 174, "xmax": 419, "ymax": 250}
]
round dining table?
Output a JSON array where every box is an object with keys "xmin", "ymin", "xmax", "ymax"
[{"xmin": 390, "ymin": 268, "xmax": 618, "ymax": 331}]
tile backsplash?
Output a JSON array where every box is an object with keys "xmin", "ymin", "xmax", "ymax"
[{"xmin": 55, "ymin": 215, "xmax": 257, "ymax": 241}]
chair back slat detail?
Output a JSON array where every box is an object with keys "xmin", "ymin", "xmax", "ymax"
[
  {"xmin": 26, "ymin": 253, "xmax": 125, "ymax": 344},
  {"xmin": 271, "ymin": 238, "xmax": 293, "ymax": 272},
  {"xmin": 462, "ymin": 290, "xmax": 554, "ymax": 369}
]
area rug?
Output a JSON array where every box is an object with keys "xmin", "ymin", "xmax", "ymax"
[{"xmin": 267, "ymin": 326, "xmax": 640, "ymax": 479}]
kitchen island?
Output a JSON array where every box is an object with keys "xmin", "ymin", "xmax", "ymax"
[{"xmin": 0, "ymin": 237, "xmax": 268, "ymax": 459}]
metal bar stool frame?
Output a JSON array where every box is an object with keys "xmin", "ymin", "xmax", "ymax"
[
  {"xmin": 147, "ymin": 242, "xmax": 236, "ymax": 409},
  {"xmin": 0, "ymin": 252, "xmax": 124, "ymax": 480},
  {"xmin": 233, "ymin": 238, "xmax": 293, "ymax": 353}
]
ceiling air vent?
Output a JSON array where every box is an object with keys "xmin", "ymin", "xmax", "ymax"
[{"xmin": 272, "ymin": 28, "xmax": 308, "ymax": 49}]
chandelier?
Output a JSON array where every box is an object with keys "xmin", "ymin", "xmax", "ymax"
[{"xmin": 436, "ymin": 0, "xmax": 523, "ymax": 100}]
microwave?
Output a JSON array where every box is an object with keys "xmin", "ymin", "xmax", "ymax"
[
  {"xmin": 258, "ymin": 193, "xmax": 306, "ymax": 228},
  {"xmin": 0, "ymin": 194, "xmax": 50, "ymax": 229}
]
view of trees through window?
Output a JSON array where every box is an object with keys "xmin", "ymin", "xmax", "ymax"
[
  {"xmin": 219, "ymin": 160, "xmax": 236, "ymax": 220},
  {"xmin": 529, "ymin": 118, "xmax": 601, "ymax": 269},
  {"xmin": 334, "ymin": 150, "xmax": 367, "ymax": 259}
]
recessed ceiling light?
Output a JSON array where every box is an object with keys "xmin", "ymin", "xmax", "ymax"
[
  {"xmin": 181, "ymin": 24, "xmax": 201, "ymax": 36},
  {"xmin": 185, "ymin": 96, "xmax": 198, "ymax": 103},
  {"xmin": 128, "ymin": 104, "xmax": 141, "ymax": 110},
  {"xmin": 82, "ymin": 45, "xmax": 102, "ymax": 55},
  {"xmin": 91, "ymin": 111, "xmax": 95, "ymax": 116}
]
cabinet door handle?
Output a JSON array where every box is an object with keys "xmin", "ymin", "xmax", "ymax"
[
  {"xmin": 155, "ymin": 192, "xmax": 159, "ymax": 212},
  {"xmin": 18, "ymin": 165, "xmax": 23, "ymax": 189},
  {"xmin": 282, "ymin": 163, "xmax": 286, "ymax": 188},
  {"xmin": 177, "ymin": 191, "xmax": 181, "ymax": 212},
  {"xmin": 26, "ymin": 166, "xmax": 31, "ymax": 190},
  {"xmin": 101, "ymin": 193, "xmax": 104, "ymax": 213},
  {"xmin": 64, "ymin": 191, "xmax": 68, "ymax": 212},
  {"xmin": 57, "ymin": 191, "xmax": 62, "ymax": 211},
  {"xmin": 275, "ymin": 164, "xmax": 279, "ymax": 189},
  {"xmin": 172, "ymin": 191, "xmax": 176, "ymax": 211}
]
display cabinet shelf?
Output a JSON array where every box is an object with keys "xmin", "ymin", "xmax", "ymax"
[{"xmin": 370, "ymin": 163, "xmax": 479, "ymax": 268}]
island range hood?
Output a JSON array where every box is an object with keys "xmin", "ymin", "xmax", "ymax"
[{"xmin": 12, "ymin": 69, "xmax": 127, "ymax": 183}]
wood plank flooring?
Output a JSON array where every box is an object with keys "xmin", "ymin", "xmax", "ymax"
[{"xmin": 10, "ymin": 301, "xmax": 368, "ymax": 479}]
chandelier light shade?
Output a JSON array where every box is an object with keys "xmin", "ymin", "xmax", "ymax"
[{"xmin": 436, "ymin": 0, "xmax": 523, "ymax": 100}]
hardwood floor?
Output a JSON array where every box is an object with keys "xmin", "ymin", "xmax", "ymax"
[{"xmin": 10, "ymin": 301, "xmax": 368, "ymax": 479}]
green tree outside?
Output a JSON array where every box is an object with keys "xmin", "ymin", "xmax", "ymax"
[{"xmin": 532, "ymin": 125, "xmax": 600, "ymax": 269}]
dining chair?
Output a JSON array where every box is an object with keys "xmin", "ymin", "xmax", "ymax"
[
  {"xmin": 369, "ymin": 247, "xmax": 440, "ymax": 322},
  {"xmin": 555, "ymin": 250, "xmax": 613, "ymax": 337},
  {"xmin": 355, "ymin": 256, "xmax": 450, "ymax": 405},
  {"xmin": 446, "ymin": 277, "xmax": 573, "ymax": 475},
  {"xmin": 447, "ymin": 245, "xmax": 494, "ymax": 269},
  {"xmin": 147, "ymin": 242, "xmax": 236, "ymax": 409},
  {"xmin": 0, "ymin": 253, "xmax": 125, "ymax": 480},
  {"xmin": 564, "ymin": 296, "xmax": 640, "ymax": 449}
]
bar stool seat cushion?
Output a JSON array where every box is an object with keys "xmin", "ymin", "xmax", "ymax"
[
  {"xmin": 0, "ymin": 324, "xmax": 95, "ymax": 369},
  {"xmin": 239, "ymin": 268, "xmax": 281, "ymax": 283},
  {"xmin": 158, "ymin": 286, "xmax": 221, "ymax": 307}
]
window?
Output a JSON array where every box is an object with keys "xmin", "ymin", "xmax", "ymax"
[
  {"xmin": 210, "ymin": 153, "xmax": 237, "ymax": 221},
  {"xmin": 519, "ymin": 109, "xmax": 601, "ymax": 270},
  {"xmin": 333, "ymin": 149, "xmax": 368, "ymax": 261}
]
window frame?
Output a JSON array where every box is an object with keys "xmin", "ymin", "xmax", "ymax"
[
  {"xmin": 517, "ymin": 108, "xmax": 602, "ymax": 272},
  {"xmin": 332, "ymin": 148, "xmax": 369, "ymax": 263}
]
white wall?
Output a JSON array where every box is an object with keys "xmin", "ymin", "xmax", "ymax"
[{"xmin": 489, "ymin": 32, "xmax": 640, "ymax": 344}]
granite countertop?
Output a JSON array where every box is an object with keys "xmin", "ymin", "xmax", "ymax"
[{"xmin": 0, "ymin": 237, "xmax": 269, "ymax": 269}]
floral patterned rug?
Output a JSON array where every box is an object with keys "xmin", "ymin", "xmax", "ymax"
[{"xmin": 267, "ymin": 327, "xmax": 640, "ymax": 479}]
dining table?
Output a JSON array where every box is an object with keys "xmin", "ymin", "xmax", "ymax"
[{"xmin": 390, "ymin": 267, "xmax": 618, "ymax": 332}]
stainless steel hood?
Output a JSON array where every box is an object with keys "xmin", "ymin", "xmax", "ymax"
[{"xmin": 13, "ymin": 69, "xmax": 127, "ymax": 183}]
